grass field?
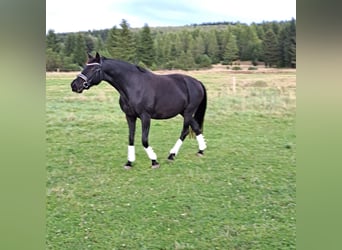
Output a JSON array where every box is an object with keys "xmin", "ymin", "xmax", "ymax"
[{"xmin": 46, "ymin": 67, "xmax": 296, "ymax": 249}]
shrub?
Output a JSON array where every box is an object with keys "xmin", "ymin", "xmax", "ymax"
[
  {"xmin": 248, "ymin": 66, "xmax": 258, "ymax": 70},
  {"xmin": 232, "ymin": 66, "xmax": 242, "ymax": 70},
  {"xmin": 196, "ymin": 54, "xmax": 212, "ymax": 68}
]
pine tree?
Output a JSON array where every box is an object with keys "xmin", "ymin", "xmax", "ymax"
[
  {"xmin": 288, "ymin": 18, "xmax": 296, "ymax": 68},
  {"xmin": 236, "ymin": 25, "xmax": 261, "ymax": 61},
  {"xmin": 46, "ymin": 29, "xmax": 60, "ymax": 52},
  {"xmin": 154, "ymin": 34, "xmax": 167, "ymax": 67},
  {"xmin": 176, "ymin": 51, "xmax": 196, "ymax": 70},
  {"xmin": 263, "ymin": 29, "xmax": 280, "ymax": 67},
  {"xmin": 60, "ymin": 33, "xmax": 78, "ymax": 71},
  {"xmin": 192, "ymin": 34, "xmax": 206, "ymax": 59},
  {"xmin": 118, "ymin": 19, "xmax": 136, "ymax": 62},
  {"xmin": 217, "ymin": 27, "xmax": 231, "ymax": 61},
  {"xmin": 206, "ymin": 31, "xmax": 220, "ymax": 64},
  {"xmin": 248, "ymin": 25, "xmax": 262, "ymax": 62},
  {"xmin": 63, "ymin": 33, "xmax": 76, "ymax": 57},
  {"xmin": 73, "ymin": 33, "xmax": 87, "ymax": 66},
  {"xmin": 214, "ymin": 30, "xmax": 222, "ymax": 61},
  {"xmin": 169, "ymin": 33, "xmax": 182, "ymax": 61},
  {"xmin": 106, "ymin": 26, "xmax": 120, "ymax": 58},
  {"xmin": 223, "ymin": 33, "xmax": 239, "ymax": 64},
  {"xmin": 278, "ymin": 19, "xmax": 296, "ymax": 68},
  {"xmin": 179, "ymin": 30, "xmax": 193, "ymax": 53},
  {"xmin": 136, "ymin": 24, "xmax": 155, "ymax": 67},
  {"xmin": 84, "ymin": 35, "xmax": 95, "ymax": 53},
  {"xmin": 95, "ymin": 35, "xmax": 105, "ymax": 53}
]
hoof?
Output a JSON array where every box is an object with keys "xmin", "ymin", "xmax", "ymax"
[
  {"xmin": 124, "ymin": 161, "xmax": 133, "ymax": 170},
  {"xmin": 151, "ymin": 164, "xmax": 160, "ymax": 169},
  {"xmin": 151, "ymin": 160, "xmax": 160, "ymax": 169},
  {"xmin": 197, "ymin": 150, "xmax": 204, "ymax": 157},
  {"xmin": 167, "ymin": 153, "xmax": 175, "ymax": 161}
]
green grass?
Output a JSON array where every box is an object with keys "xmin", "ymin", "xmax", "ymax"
[{"xmin": 46, "ymin": 70, "xmax": 296, "ymax": 249}]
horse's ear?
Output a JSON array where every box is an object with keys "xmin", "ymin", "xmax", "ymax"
[
  {"xmin": 87, "ymin": 52, "xmax": 93, "ymax": 59},
  {"xmin": 95, "ymin": 52, "xmax": 101, "ymax": 63}
]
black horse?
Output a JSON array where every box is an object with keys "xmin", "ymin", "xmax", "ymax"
[{"xmin": 71, "ymin": 52, "xmax": 207, "ymax": 169}]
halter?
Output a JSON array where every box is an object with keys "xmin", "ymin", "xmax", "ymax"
[
  {"xmin": 77, "ymin": 62, "xmax": 102, "ymax": 88},
  {"xmin": 86, "ymin": 62, "xmax": 101, "ymax": 66}
]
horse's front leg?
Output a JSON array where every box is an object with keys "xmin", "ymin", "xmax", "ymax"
[
  {"xmin": 168, "ymin": 124, "xmax": 187, "ymax": 161},
  {"xmin": 124, "ymin": 115, "xmax": 136, "ymax": 170},
  {"xmin": 168, "ymin": 113, "xmax": 191, "ymax": 161},
  {"xmin": 141, "ymin": 114, "xmax": 160, "ymax": 169}
]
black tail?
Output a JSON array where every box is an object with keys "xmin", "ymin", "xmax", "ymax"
[
  {"xmin": 194, "ymin": 82, "xmax": 207, "ymax": 132},
  {"xmin": 190, "ymin": 82, "xmax": 207, "ymax": 138}
]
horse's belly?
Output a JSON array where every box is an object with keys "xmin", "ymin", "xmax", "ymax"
[
  {"xmin": 151, "ymin": 102, "xmax": 184, "ymax": 119},
  {"xmin": 152, "ymin": 113, "xmax": 179, "ymax": 119}
]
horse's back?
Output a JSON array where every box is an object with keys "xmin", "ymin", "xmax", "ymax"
[{"xmin": 165, "ymin": 73, "xmax": 205, "ymax": 104}]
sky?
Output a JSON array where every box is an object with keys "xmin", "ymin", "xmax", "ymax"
[{"xmin": 46, "ymin": 0, "xmax": 296, "ymax": 33}]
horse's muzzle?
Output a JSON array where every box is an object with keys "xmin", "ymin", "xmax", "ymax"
[{"xmin": 71, "ymin": 80, "xmax": 84, "ymax": 93}]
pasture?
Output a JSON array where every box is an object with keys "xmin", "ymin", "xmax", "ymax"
[{"xmin": 46, "ymin": 67, "xmax": 296, "ymax": 249}]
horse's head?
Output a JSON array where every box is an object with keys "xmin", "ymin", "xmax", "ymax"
[{"xmin": 71, "ymin": 52, "xmax": 103, "ymax": 93}]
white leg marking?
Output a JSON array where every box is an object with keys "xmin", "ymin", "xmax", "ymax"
[
  {"xmin": 196, "ymin": 134, "xmax": 207, "ymax": 151},
  {"xmin": 144, "ymin": 146, "xmax": 157, "ymax": 160},
  {"xmin": 170, "ymin": 139, "xmax": 183, "ymax": 155},
  {"xmin": 128, "ymin": 145, "xmax": 135, "ymax": 162}
]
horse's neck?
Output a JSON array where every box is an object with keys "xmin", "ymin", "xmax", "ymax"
[{"xmin": 102, "ymin": 60, "xmax": 131, "ymax": 98}]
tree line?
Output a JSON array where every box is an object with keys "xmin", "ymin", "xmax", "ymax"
[{"xmin": 46, "ymin": 18, "xmax": 296, "ymax": 71}]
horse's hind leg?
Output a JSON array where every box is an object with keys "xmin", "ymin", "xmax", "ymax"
[
  {"xmin": 189, "ymin": 119, "xmax": 207, "ymax": 156},
  {"xmin": 195, "ymin": 134, "xmax": 207, "ymax": 156},
  {"xmin": 168, "ymin": 113, "xmax": 207, "ymax": 160}
]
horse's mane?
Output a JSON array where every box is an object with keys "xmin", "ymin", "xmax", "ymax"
[
  {"xmin": 102, "ymin": 57, "xmax": 150, "ymax": 74},
  {"xmin": 136, "ymin": 65, "xmax": 148, "ymax": 73}
]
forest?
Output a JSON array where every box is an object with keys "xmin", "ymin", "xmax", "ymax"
[{"xmin": 46, "ymin": 18, "xmax": 296, "ymax": 71}]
